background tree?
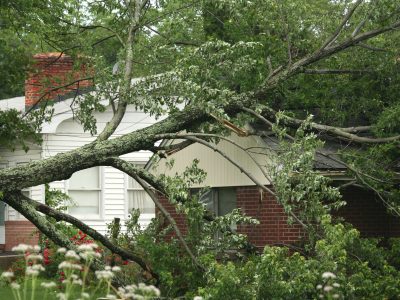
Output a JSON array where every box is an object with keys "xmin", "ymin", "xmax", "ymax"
[{"xmin": 0, "ymin": 0, "xmax": 400, "ymax": 297}]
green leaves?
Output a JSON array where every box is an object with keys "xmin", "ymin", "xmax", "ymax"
[{"xmin": 0, "ymin": 109, "xmax": 41, "ymax": 151}]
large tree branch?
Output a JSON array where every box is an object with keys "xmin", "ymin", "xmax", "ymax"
[
  {"xmin": 0, "ymin": 103, "xmax": 216, "ymax": 191},
  {"xmin": 2, "ymin": 192, "xmax": 76, "ymax": 250},
  {"xmin": 105, "ymin": 158, "xmax": 258, "ymax": 253},
  {"xmin": 245, "ymin": 107, "xmax": 400, "ymax": 216},
  {"xmin": 105, "ymin": 158, "xmax": 204, "ymax": 270},
  {"xmin": 155, "ymin": 132, "xmax": 273, "ymax": 183},
  {"xmin": 303, "ymin": 69, "xmax": 373, "ymax": 75},
  {"xmin": 153, "ymin": 134, "xmax": 308, "ymax": 229},
  {"xmin": 2, "ymin": 12, "xmax": 398, "ymax": 194},
  {"xmin": 255, "ymin": 106, "xmax": 399, "ymax": 144},
  {"xmin": 18, "ymin": 194, "xmax": 157, "ymax": 278},
  {"xmin": 2, "ymin": 191, "xmax": 159, "ymax": 283},
  {"xmin": 320, "ymin": 0, "xmax": 363, "ymax": 50},
  {"xmin": 96, "ymin": 0, "xmax": 142, "ymax": 142}
]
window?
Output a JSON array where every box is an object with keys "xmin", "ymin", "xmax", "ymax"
[
  {"xmin": 197, "ymin": 187, "xmax": 237, "ymax": 217},
  {"xmin": 196, "ymin": 187, "xmax": 238, "ymax": 235},
  {"xmin": 127, "ymin": 166, "xmax": 154, "ymax": 215},
  {"xmin": 68, "ymin": 167, "xmax": 101, "ymax": 218}
]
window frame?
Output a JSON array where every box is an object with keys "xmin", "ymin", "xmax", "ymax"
[
  {"xmin": 67, "ymin": 166, "xmax": 104, "ymax": 220},
  {"xmin": 194, "ymin": 187, "xmax": 237, "ymax": 217},
  {"xmin": 124, "ymin": 162, "xmax": 155, "ymax": 221},
  {"xmin": 194, "ymin": 187, "xmax": 238, "ymax": 239}
]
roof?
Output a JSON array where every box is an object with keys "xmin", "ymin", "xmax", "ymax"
[
  {"xmin": 260, "ymin": 134, "xmax": 347, "ymax": 171},
  {"xmin": 0, "ymin": 96, "xmax": 25, "ymax": 111}
]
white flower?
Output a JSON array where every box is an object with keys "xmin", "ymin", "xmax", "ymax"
[
  {"xmin": 10, "ymin": 282, "xmax": 20, "ymax": 290},
  {"xmin": 26, "ymin": 266, "xmax": 41, "ymax": 276},
  {"xmin": 125, "ymin": 284, "xmax": 137, "ymax": 291},
  {"xmin": 111, "ymin": 266, "xmax": 121, "ymax": 272},
  {"xmin": 72, "ymin": 279, "xmax": 83, "ymax": 285},
  {"xmin": 41, "ymin": 282, "xmax": 57, "ymax": 289},
  {"xmin": 56, "ymin": 293, "xmax": 67, "ymax": 300},
  {"xmin": 95, "ymin": 270, "xmax": 114, "ymax": 280},
  {"xmin": 316, "ymin": 284, "xmax": 322, "ymax": 289},
  {"xmin": 58, "ymin": 261, "xmax": 82, "ymax": 270},
  {"xmin": 77, "ymin": 243, "xmax": 98, "ymax": 252},
  {"xmin": 322, "ymin": 272, "xmax": 336, "ymax": 279},
  {"xmin": 31, "ymin": 264, "xmax": 45, "ymax": 271},
  {"xmin": 105, "ymin": 266, "xmax": 111, "ymax": 271},
  {"xmin": 79, "ymin": 251, "xmax": 98, "ymax": 260},
  {"xmin": 57, "ymin": 247, "xmax": 67, "ymax": 254},
  {"xmin": 26, "ymin": 254, "xmax": 43, "ymax": 261},
  {"xmin": 25, "ymin": 267, "xmax": 39, "ymax": 276},
  {"xmin": 11, "ymin": 244, "xmax": 32, "ymax": 252},
  {"xmin": 65, "ymin": 250, "xmax": 80, "ymax": 260},
  {"xmin": 77, "ymin": 244, "xmax": 92, "ymax": 252},
  {"xmin": 324, "ymin": 285, "xmax": 333, "ymax": 292},
  {"xmin": 1, "ymin": 271, "xmax": 14, "ymax": 278},
  {"xmin": 138, "ymin": 282, "xmax": 146, "ymax": 289},
  {"xmin": 194, "ymin": 297, "xmax": 204, "ymax": 300},
  {"xmin": 81, "ymin": 292, "xmax": 90, "ymax": 299},
  {"xmin": 332, "ymin": 294, "xmax": 340, "ymax": 299},
  {"xmin": 333, "ymin": 283, "xmax": 340, "ymax": 288},
  {"xmin": 33, "ymin": 245, "xmax": 41, "ymax": 252}
]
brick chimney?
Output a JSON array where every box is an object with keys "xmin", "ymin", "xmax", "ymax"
[{"xmin": 25, "ymin": 53, "xmax": 93, "ymax": 108}]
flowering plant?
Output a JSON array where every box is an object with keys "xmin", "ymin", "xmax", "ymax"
[{"xmin": 2, "ymin": 243, "xmax": 160, "ymax": 300}]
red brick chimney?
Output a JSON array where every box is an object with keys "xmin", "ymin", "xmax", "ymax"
[{"xmin": 25, "ymin": 53, "xmax": 93, "ymax": 108}]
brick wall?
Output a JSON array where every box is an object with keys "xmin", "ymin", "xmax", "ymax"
[
  {"xmin": 5, "ymin": 221, "xmax": 39, "ymax": 251},
  {"xmin": 335, "ymin": 186, "xmax": 400, "ymax": 237},
  {"xmin": 157, "ymin": 186, "xmax": 304, "ymax": 248},
  {"xmin": 25, "ymin": 53, "xmax": 93, "ymax": 108},
  {"xmin": 158, "ymin": 194, "xmax": 188, "ymax": 238},
  {"xmin": 236, "ymin": 186, "xmax": 303, "ymax": 248},
  {"xmin": 157, "ymin": 185, "xmax": 400, "ymax": 249}
]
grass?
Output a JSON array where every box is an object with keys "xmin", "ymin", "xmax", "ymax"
[
  {"xmin": 0, "ymin": 279, "xmax": 54, "ymax": 299},
  {"xmin": 0, "ymin": 278, "xmax": 108, "ymax": 300}
]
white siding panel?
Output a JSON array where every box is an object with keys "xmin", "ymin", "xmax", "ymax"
[
  {"xmin": 1, "ymin": 103, "xmax": 156, "ymax": 234},
  {"xmin": 0, "ymin": 144, "xmax": 44, "ymax": 220},
  {"xmin": 153, "ymin": 134, "xmax": 272, "ymax": 187},
  {"xmin": 103, "ymin": 166, "xmax": 126, "ymax": 221}
]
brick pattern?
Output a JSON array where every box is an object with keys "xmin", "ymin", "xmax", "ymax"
[
  {"xmin": 236, "ymin": 186, "xmax": 303, "ymax": 248},
  {"xmin": 157, "ymin": 186, "xmax": 303, "ymax": 248},
  {"xmin": 157, "ymin": 186, "xmax": 400, "ymax": 249},
  {"xmin": 5, "ymin": 221, "xmax": 39, "ymax": 251},
  {"xmin": 157, "ymin": 194, "xmax": 188, "ymax": 238},
  {"xmin": 334, "ymin": 186, "xmax": 400, "ymax": 237},
  {"xmin": 25, "ymin": 52, "xmax": 93, "ymax": 107}
]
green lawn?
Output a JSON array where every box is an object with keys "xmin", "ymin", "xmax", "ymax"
[
  {"xmin": 0, "ymin": 279, "xmax": 107, "ymax": 300},
  {"xmin": 0, "ymin": 282, "xmax": 55, "ymax": 299}
]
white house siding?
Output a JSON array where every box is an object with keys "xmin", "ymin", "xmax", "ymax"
[
  {"xmin": 0, "ymin": 143, "xmax": 44, "ymax": 221},
  {"xmin": 42, "ymin": 105, "xmax": 157, "ymax": 234},
  {"xmin": 152, "ymin": 133, "xmax": 273, "ymax": 188}
]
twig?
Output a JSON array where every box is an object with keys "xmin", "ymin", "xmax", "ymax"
[{"xmin": 320, "ymin": 0, "xmax": 363, "ymax": 50}]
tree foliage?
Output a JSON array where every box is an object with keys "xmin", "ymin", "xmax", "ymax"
[{"xmin": 0, "ymin": 0, "xmax": 400, "ymax": 298}]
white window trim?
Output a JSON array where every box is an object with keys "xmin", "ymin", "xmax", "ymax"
[
  {"xmin": 196, "ymin": 187, "xmax": 238, "ymax": 231},
  {"xmin": 66, "ymin": 166, "xmax": 104, "ymax": 221}
]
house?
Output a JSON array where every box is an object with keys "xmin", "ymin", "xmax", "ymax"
[
  {"xmin": 0, "ymin": 53, "xmax": 156, "ymax": 251},
  {"xmin": 149, "ymin": 129, "xmax": 400, "ymax": 249}
]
